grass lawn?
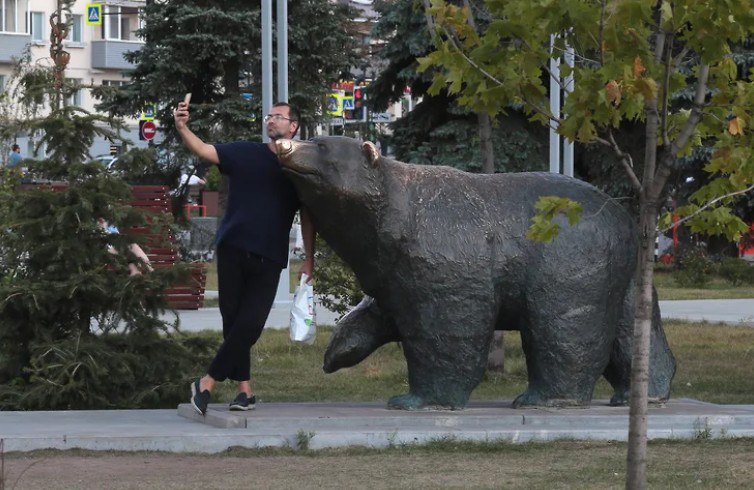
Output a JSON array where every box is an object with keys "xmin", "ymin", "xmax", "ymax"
[
  {"xmin": 199, "ymin": 320, "xmax": 754, "ymax": 406},
  {"xmin": 205, "ymin": 261, "xmax": 754, "ymax": 300},
  {"xmin": 654, "ymin": 270, "xmax": 754, "ymax": 300}
]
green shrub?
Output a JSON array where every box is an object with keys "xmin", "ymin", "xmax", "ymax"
[
  {"xmin": 717, "ymin": 257, "xmax": 754, "ymax": 286},
  {"xmin": 0, "ymin": 332, "xmax": 219, "ymax": 410},
  {"xmin": 313, "ymin": 236, "xmax": 363, "ymax": 318},
  {"xmin": 673, "ymin": 246, "xmax": 714, "ymax": 287}
]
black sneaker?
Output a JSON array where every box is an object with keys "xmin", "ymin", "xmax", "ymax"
[
  {"xmin": 190, "ymin": 379, "xmax": 211, "ymax": 416},
  {"xmin": 229, "ymin": 392, "xmax": 256, "ymax": 411}
]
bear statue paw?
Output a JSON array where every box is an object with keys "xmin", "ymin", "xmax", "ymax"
[
  {"xmin": 609, "ymin": 390, "xmax": 630, "ymax": 407},
  {"xmin": 387, "ymin": 393, "xmax": 426, "ymax": 411},
  {"xmin": 513, "ymin": 391, "xmax": 588, "ymax": 408},
  {"xmin": 512, "ymin": 390, "xmax": 545, "ymax": 409}
]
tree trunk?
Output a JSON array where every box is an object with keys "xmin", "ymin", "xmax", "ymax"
[
  {"xmin": 487, "ymin": 331, "xmax": 505, "ymax": 371},
  {"xmin": 478, "ymin": 111, "xmax": 495, "ymax": 174},
  {"xmin": 626, "ymin": 198, "xmax": 659, "ymax": 490},
  {"xmin": 477, "ymin": 110, "xmax": 501, "ymax": 370}
]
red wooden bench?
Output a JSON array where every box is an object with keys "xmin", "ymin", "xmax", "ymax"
[
  {"xmin": 19, "ymin": 182, "xmax": 208, "ymax": 309},
  {"xmin": 128, "ymin": 185, "xmax": 208, "ymax": 309}
]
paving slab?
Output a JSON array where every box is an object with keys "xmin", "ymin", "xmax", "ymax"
[
  {"xmin": 658, "ymin": 299, "xmax": 754, "ymax": 326},
  {"xmin": 1, "ymin": 400, "xmax": 752, "ymax": 454}
]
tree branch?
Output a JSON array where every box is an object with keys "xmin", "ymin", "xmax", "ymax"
[
  {"xmin": 660, "ymin": 183, "xmax": 754, "ymax": 234},
  {"xmin": 594, "ymin": 131, "xmax": 643, "ymax": 192},
  {"xmin": 439, "ymin": 26, "xmax": 506, "ymax": 87},
  {"xmin": 670, "ymin": 63, "xmax": 710, "ymax": 154},
  {"xmin": 660, "ymin": 34, "xmax": 674, "ymax": 148},
  {"xmin": 650, "ymin": 63, "xmax": 710, "ymax": 199},
  {"xmin": 422, "ymin": 0, "xmax": 438, "ymax": 45},
  {"xmin": 671, "ymin": 47, "xmax": 690, "ymax": 71}
]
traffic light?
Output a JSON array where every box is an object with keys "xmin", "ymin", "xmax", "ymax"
[{"xmin": 354, "ymin": 87, "xmax": 364, "ymax": 111}]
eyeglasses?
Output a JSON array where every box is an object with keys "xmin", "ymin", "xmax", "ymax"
[{"xmin": 263, "ymin": 114, "xmax": 295, "ymax": 123}]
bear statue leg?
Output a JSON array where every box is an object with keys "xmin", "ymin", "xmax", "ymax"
[
  {"xmin": 513, "ymin": 294, "xmax": 616, "ymax": 408},
  {"xmin": 323, "ymin": 296, "xmax": 399, "ymax": 374},
  {"xmin": 604, "ymin": 286, "xmax": 676, "ymax": 406},
  {"xmin": 386, "ymin": 294, "xmax": 496, "ymax": 410}
]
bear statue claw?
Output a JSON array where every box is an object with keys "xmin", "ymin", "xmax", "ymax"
[
  {"xmin": 387, "ymin": 393, "xmax": 428, "ymax": 410},
  {"xmin": 609, "ymin": 391, "xmax": 630, "ymax": 406}
]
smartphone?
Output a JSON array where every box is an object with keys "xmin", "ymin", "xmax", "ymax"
[{"xmin": 183, "ymin": 93, "xmax": 192, "ymax": 105}]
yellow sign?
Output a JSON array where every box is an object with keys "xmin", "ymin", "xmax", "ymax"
[
  {"xmin": 326, "ymin": 92, "xmax": 344, "ymax": 116},
  {"xmin": 85, "ymin": 4, "xmax": 102, "ymax": 26},
  {"xmin": 141, "ymin": 103, "xmax": 156, "ymax": 121}
]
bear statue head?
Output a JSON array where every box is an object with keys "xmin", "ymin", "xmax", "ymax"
[{"xmin": 275, "ymin": 136, "xmax": 383, "ymax": 208}]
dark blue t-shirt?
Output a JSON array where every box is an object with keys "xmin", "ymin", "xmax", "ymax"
[{"xmin": 214, "ymin": 141, "xmax": 300, "ymax": 268}]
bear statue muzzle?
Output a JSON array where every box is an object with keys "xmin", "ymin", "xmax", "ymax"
[{"xmin": 276, "ymin": 138, "xmax": 294, "ymax": 156}]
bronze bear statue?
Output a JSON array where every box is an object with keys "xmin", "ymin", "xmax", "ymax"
[{"xmin": 276, "ymin": 136, "xmax": 675, "ymax": 410}]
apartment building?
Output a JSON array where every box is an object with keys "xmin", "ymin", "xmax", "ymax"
[{"xmin": 1, "ymin": 0, "xmax": 145, "ymax": 158}]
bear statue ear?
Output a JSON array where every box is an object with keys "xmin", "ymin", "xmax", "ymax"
[{"xmin": 362, "ymin": 141, "xmax": 380, "ymax": 168}]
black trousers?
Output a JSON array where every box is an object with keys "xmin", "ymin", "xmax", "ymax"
[{"xmin": 207, "ymin": 244, "xmax": 281, "ymax": 382}]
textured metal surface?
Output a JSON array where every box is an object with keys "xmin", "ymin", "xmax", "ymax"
[{"xmin": 277, "ymin": 137, "xmax": 676, "ymax": 410}]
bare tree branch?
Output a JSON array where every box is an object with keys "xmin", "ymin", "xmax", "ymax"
[
  {"xmin": 671, "ymin": 46, "xmax": 690, "ymax": 71},
  {"xmin": 593, "ymin": 131, "xmax": 643, "ymax": 192},
  {"xmin": 650, "ymin": 63, "xmax": 710, "ymax": 198},
  {"xmin": 439, "ymin": 26, "xmax": 506, "ymax": 87},
  {"xmin": 660, "ymin": 183, "xmax": 754, "ymax": 233},
  {"xmin": 422, "ymin": 0, "xmax": 439, "ymax": 45},
  {"xmin": 660, "ymin": 34, "xmax": 674, "ymax": 148}
]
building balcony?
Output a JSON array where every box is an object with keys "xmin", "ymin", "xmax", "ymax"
[
  {"xmin": 91, "ymin": 40, "xmax": 143, "ymax": 70},
  {"xmin": 0, "ymin": 33, "xmax": 31, "ymax": 63}
]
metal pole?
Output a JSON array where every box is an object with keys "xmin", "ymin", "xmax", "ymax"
[
  {"xmin": 563, "ymin": 42, "xmax": 575, "ymax": 177},
  {"xmin": 276, "ymin": 0, "xmax": 288, "ymax": 103},
  {"xmin": 549, "ymin": 34, "xmax": 561, "ymax": 174},
  {"xmin": 262, "ymin": 0, "xmax": 273, "ymax": 143}
]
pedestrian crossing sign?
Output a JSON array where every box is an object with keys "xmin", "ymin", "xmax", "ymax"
[{"xmin": 86, "ymin": 4, "xmax": 102, "ymax": 26}]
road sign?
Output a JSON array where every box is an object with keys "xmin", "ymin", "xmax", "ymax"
[
  {"xmin": 86, "ymin": 4, "xmax": 102, "ymax": 26},
  {"xmin": 141, "ymin": 103, "xmax": 156, "ymax": 121},
  {"xmin": 140, "ymin": 120, "xmax": 157, "ymax": 141}
]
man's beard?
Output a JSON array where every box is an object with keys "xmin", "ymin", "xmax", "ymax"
[{"xmin": 268, "ymin": 127, "xmax": 286, "ymax": 140}]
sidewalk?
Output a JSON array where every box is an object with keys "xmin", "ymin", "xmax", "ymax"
[
  {"xmin": 164, "ymin": 296, "xmax": 754, "ymax": 332},
  {"xmin": 1, "ymin": 399, "xmax": 752, "ymax": 453},
  {"xmin": 658, "ymin": 299, "xmax": 754, "ymax": 326}
]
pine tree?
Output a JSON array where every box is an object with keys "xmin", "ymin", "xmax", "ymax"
[
  {"xmin": 95, "ymin": 0, "xmax": 359, "ymax": 144},
  {"xmin": 0, "ymin": 48, "xmax": 214, "ymax": 411},
  {"xmin": 369, "ymin": 0, "xmax": 547, "ymax": 172}
]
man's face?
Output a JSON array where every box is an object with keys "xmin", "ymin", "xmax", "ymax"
[{"xmin": 266, "ymin": 106, "xmax": 298, "ymax": 141}]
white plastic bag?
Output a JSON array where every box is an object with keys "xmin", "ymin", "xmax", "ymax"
[{"xmin": 290, "ymin": 274, "xmax": 316, "ymax": 344}]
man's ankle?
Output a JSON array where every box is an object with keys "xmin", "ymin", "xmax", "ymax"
[
  {"xmin": 238, "ymin": 381, "xmax": 252, "ymax": 396},
  {"xmin": 200, "ymin": 375, "xmax": 215, "ymax": 393}
]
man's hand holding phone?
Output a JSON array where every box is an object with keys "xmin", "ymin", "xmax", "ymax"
[{"xmin": 174, "ymin": 93, "xmax": 192, "ymax": 131}]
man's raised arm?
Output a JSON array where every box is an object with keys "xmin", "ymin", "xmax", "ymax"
[{"xmin": 173, "ymin": 101, "xmax": 219, "ymax": 165}]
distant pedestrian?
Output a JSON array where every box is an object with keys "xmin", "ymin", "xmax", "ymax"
[
  {"xmin": 98, "ymin": 218, "xmax": 153, "ymax": 276},
  {"xmin": 8, "ymin": 144, "xmax": 22, "ymax": 169}
]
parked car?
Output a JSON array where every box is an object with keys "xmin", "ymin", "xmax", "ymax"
[{"xmin": 90, "ymin": 154, "xmax": 119, "ymax": 170}]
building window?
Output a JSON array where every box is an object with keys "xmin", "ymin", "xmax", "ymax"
[
  {"xmin": 68, "ymin": 14, "xmax": 82, "ymax": 42},
  {"xmin": 30, "ymin": 11, "xmax": 44, "ymax": 42},
  {"xmin": 66, "ymin": 79, "xmax": 82, "ymax": 107},
  {"xmin": 102, "ymin": 6, "xmax": 140, "ymax": 41},
  {"xmin": 102, "ymin": 79, "xmax": 127, "ymax": 87},
  {"xmin": 1, "ymin": 0, "xmax": 19, "ymax": 32}
]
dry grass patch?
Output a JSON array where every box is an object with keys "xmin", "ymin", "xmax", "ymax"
[{"xmin": 3, "ymin": 439, "xmax": 754, "ymax": 489}]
